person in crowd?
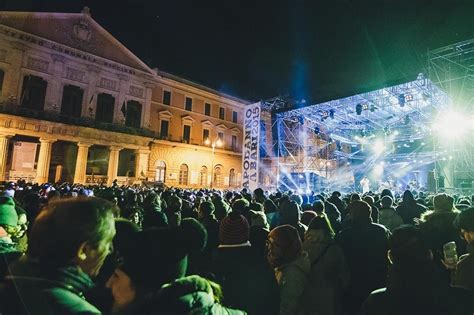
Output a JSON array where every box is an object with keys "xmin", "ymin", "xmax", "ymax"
[
  {"xmin": 336, "ymin": 200, "xmax": 390, "ymax": 314},
  {"xmin": 361, "ymin": 225, "xmax": 474, "ymax": 315},
  {"xmin": 105, "ymin": 218, "xmax": 214, "ymax": 314},
  {"xmin": 316, "ymin": 195, "xmax": 342, "ymax": 232},
  {"xmin": 212, "ymin": 194, "xmax": 231, "ymax": 222},
  {"xmin": 153, "ymin": 275, "xmax": 246, "ymax": 314},
  {"xmin": 249, "ymin": 209, "xmax": 270, "ymax": 256},
  {"xmin": 198, "ymin": 201, "xmax": 219, "ymax": 253},
  {"xmin": 378, "ymin": 196, "xmax": 403, "ymax": 232},
  {"xmin": 363, "ymin": 195, "xmax": 379, "ymax": 223},
  {"xmin": 1, "ymin": 197, "xmax": 116, "ymax": 314},
  {"xmin": 301, "ymin": 210, "xmax": 318, "ymax": 227},
  {"xmin": 302, "ymin": 215, "xmax": 349, "ymax": 315},
  {"xmin": 279, "ymin": 200, "xmax": 307, "ymax": 240},
  {"xmin": 396, "ymin": 190, "xmax": 426, "ymax": 224},
  {"xmin": 328, "ymin": 191, "xmax": 346, "ymax": 215},
  {"xmin": 212, "ymin": 211, "xmax": 279, "ymax": 315},
  {"xmin": 253, "ymin": 187, "xmax": 267, "ymax": 204},
  {"xmin": 0, "ymin": 196, "xmax": 21, "ymax": 280},
  {"xmin": 453, "ymin": 207, "xmax": 474, "ymax": 290},
  {"xmin": 264, "ymin": 199, "xmax": 279, "ymax": 229},
  {"xmin": 267, "ymin": 224, "xmax": 310, "ymax": 315},
  {"xmin": 165, "ymin": 194, "xmax": 182, "ymax": 227},
  {"xmin": 232, "ymin": 198, "xmax": 251, "ymax": 222},
  {"xmin": 419, "ymin": 193, "xmax": 465, "ymax": 284}
]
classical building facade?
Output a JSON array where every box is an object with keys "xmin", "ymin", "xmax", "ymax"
[{"xmin": 0, "ymin": 8, "xmax": 249, "ymax": 188}]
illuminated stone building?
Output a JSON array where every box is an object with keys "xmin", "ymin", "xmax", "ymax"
[{"xmin": 0, "ymin": 8, "xmax": 248, "ymax": 188}]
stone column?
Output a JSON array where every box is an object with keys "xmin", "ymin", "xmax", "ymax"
[
  {"xmin": 73, "ymin": 142, "xmax": 91, "ymax": 184},
  {"xmin": 0, "ymin": 134, "xmax": 14, "ymax": 181},
  {"xmin": 134, "ymin": 148, "xmax": 150, "ymax": 181},
  {"xmin": 35, "ymin": 138, "xmax": 57, "ymax": 184},
  {"xmin": 107, "ymin": 146, "xmax": 123, "ymax": 186}
]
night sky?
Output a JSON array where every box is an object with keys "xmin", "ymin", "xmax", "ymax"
[{"xmin": 2, "ymin": 0, "xmax": 474, "ymax": 103}]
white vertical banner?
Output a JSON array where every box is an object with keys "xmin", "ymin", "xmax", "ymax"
[{"xmin": 241, "ymin": 102, "xmax": 261, "ymax": 191}]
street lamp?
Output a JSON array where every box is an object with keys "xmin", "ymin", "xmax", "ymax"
[{"xmin": 205, "ymin": 136, "xmax": 223, "ymax": 188}]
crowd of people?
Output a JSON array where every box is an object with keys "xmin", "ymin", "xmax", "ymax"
[{"xmin": 0, "ymin": 180, "xmax": 473, "ymax": 314}]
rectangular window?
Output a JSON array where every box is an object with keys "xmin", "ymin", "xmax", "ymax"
[
  {"xmin": 185, "ymin": 97, "xmax": 193, "ymax": 111},
  {"xmin": 219, "ymin": 107, "xmax": 225, "ymax": 120},
  {"xmin": 183, "ymin": 125, "xmax": 191, "ymax": 143},
  {"xmin": 160, "ymin": 120, "xmax": 169, "ymax": 139},
  {"xmin": 204, "ymin": 103, "xmax": 211, "ymax": 116},
  {"xmin": 232, "ymin": 135, "xmax": 237, "ymax": 151},
  {"xmin": 232, "ymin": 111, "xmax": 238, "ymax": 123},
  {"xmin": 163, "ymin": 90, "xmax": 171, "ymax": 105},
  {"xmin": 203, "ymin": 129, "xmax": 210, "ymax": 142}
]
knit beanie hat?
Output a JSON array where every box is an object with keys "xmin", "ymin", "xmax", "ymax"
[
  {"xmin": 0, "ymin": 196, "xmax": 18, "ymax": 227},
  {"xmin": 219, "ymin": 211, "xmax": 249, "ymax": 245},
  {"xmin": 433, "ymin": 193, "xmax": 454, "ymax": 212},
  {"xmin": 267, "ymin": 224, "xmax": 302, "ymax": 268},
  {"xmin": 119, "ymin": 218, "xmax": 207, "ymax": 291}
]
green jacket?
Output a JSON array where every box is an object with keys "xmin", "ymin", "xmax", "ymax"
[{"xmin": 1, "ymin": 257, "xmax": 100, "ymax": 315}]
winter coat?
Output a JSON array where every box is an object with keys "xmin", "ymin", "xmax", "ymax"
[
  {"xmin": 0, "ymin": 239, "xmax": 21, "ymax": 280},
  {"xmin": 419, "ymin": 210, "xmax": 465, "ymax": 258},
  {"xmin": 301, "ymin": 232, "xmax": 349, "ymax": 315},
  {"xmin": 454, "ymin": 242, "xmax": 474, "ymax": 291},
  {"xmin": 212, "ymin": 246, "xmax": 279, "ymax": 315},
  {"xmin": 378, "ymin": 207, "xmax": 403, "ymax": 232},
  {"xmin": 361, "ymin": 263, "xmax": 474, "ymax": 315},
  {"xmin": 396, "ymin": 201, "xmax": 426, "ymax": 225},
  {"xmin": 1, "ymin": 257, "xmax": 100, "ymax": 314},
  {"xmin": 274, "ymin": 252, "xmax": 311, "ymax": 315},
  {"xmin": 150, "ymin": 275, "xmax": 246, "ymax": 314},
  {"xmin": 336, "ymin": 222, "xmax": 390, "ymax": 313}
]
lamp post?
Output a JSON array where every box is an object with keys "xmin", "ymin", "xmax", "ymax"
[{"xmin": 205, "ymin": 136, "xmax": 223, "ymax": 189}]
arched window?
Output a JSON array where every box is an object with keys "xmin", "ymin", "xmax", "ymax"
[
  {"xmin": 214, "ymin": 165, "xmax": 222, "ymax": 188},
  {"xmin": 229, "ymin": 168, "xmax": 236, "ymax": 187},
  {"xmin": 179, "ymin": 164, "xmax": 189, "ymax": 186},
  {"xmin": 155, "ymin": 160, "xmax": 166, "ymax": 182},
  {"xmin": 199, "ymin": 166, "xmax": 208, "ymax": 187}
]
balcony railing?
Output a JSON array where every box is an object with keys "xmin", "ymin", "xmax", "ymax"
[{"xmin": 0, "ymin": 102, "xmax": 156, "ymax": 138}]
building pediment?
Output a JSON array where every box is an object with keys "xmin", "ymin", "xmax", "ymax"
[
  {"xmin": 216, "ymin": 123, "xmax": 228, "ymax": 131},
  {"xmin": 201, "ymin": 120, "xmax": 214, "ymax": 128},
  {"xmin": 0, "ymin": 10, "xmax": 155, "ymax": 75},
  {"xmin": 231, "ymin": 127, "xmax": 241, "ymax": 134},
  {"xmin": 158, "ymin": 110, "xmax": 173, "ymax": 120},
  {"xmin": 181, "ymin": 115, "xmax": 195, "ymax": 124}
]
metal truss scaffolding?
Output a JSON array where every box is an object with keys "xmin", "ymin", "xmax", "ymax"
[
  {"xmin": 429, "ymin": 39, "xmax": 474, "ymax": 183},
  {"xmin": 265, "ymin": 75, "xmax": 450, "ymax": 191}
]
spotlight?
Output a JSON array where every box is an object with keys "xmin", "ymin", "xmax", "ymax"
[
  {"xmin": 329, "ymin": 109, "xmax": 335, "ymax": 119},
  {"xmin": 372, "ymin": 139, "xmax": 385, "ymax": 155},
  {"xmin": 404, "ymin": 94, "xmax": 413, "ymax": 102},
  {"xmin": 370, "ymin": 104, "xmax": 375, "ymax": 112},
  {"xmin": 314, "ymin": 127, "xmax": 320, "ymax": 135},
  {"xmin": 433, "ymin": 111, "xmax": 473, "ymax": 141},
  {"xmin": 356, "ymin": 104, "xmax": 362, "ymax": 115},
  {"xmin": 362, "ymin": 103, "xmax": 369, "ymax": 110}
]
